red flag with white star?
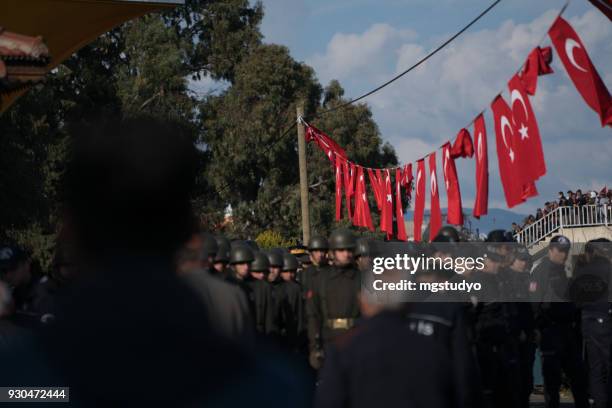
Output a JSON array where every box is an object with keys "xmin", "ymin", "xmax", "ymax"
[
  {"xmin": 343, "ymin": 161, "xmax": 356, "ymax": 220},
  {"xmin": 353, "ymin": 166, "xmax": 374, "ymax": 231},
  {"xmin": 381, "ymin": 169, "xmax": 394, "ymax": 238},
  {"xmin": 413, "ymin": 160, "xmax": 426, "ymax": 242},
  {"xmin": 508, "ymin": 74, "xmax": 546, "ymax": 184},
  {"xmin": 334, "ymin": 155, "xmax": 343, "ymax": 221},
  {"xmin": 395, "ymin": 167, "xmax": 407, "ymax": 241},
  {"xmin": 428, "ymin": 153, "xmax": 442, "ymax": 241},
  {"xmin": 473, "ymin": 114, "xmax": 489, "ymax": 218},
  {"xmin": 549, "ymin": 16, "xmax": 612, "ymax": 127},
  {"xmin": 442, "ymin": 142, "xmax": 463, "ymax": 226}
]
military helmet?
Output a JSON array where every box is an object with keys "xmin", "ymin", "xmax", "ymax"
[
  {"xmin": 200, "ymin": 232, "xmax": 218, "ymax": 258},
  {"xmin": 251, "ymin": 252, "xmax": 270, "ymax": 272},
  {"xmin": 486, "ymin": 229, "xmax": 508, "ymax": 243},
  {"xmin": 514, "ymin": 245, "xmax": 532, "ymax": 262},
  {"xmin": 435, "ymin": 226, "xmax": 460, "ymax": 243},
  {"xmin": 214, "ymin": 235, "xmax": 230, "ymax": 263},
  {"xmin": 266, "ymin": 249, "xmax": 284, "ymax": 268},
  {"xmin": 282, "ymin": 253, "xmax": 299, "ymax": 271},
  {"xmin": 229, "ymin": 245, "xmax": 254, "ymax": 264},
  {"xmin": 329, "ymin": 228, "xmax": 356, "ymax": 250},
  {"xmin": 308, "ymin": 235, "xmax": 329, "ymax": 251},
  {"xmin": 355, "ymin": 238, "xmax": 371, "ymax": 258}
]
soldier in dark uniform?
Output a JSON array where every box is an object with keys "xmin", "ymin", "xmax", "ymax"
[
  {"xmin": 248, "ymin": 251, "xmax": 273, "ymax": 335},
  {"xmin": 301, "ymin": 235, "xmax": 329, "ymax": 297},
  {"xmin": 198, "ymin": 232, "xmax": 218, "ymax": 274},
  {"xmin": 470, "ymin": 240, "xmax": 521, "ymax": 408},
  {"xmin": 281, "ymin": 253, "xmax": 305, "ymax": 351},
  {"xmin": 212, "ymin": 235, "xmax": 230, "ymax": 278},
  {"xmin": 574, "ymin": 239, "xmax": 612, "ymax": 408},
  {"xmin": 265, "ymin": 249, "xmax": 285, "ymax": 339},
  {"xmin": 530, "ymin": 235, "xmax": 588, "ymax": 408},
  {"xmin": 307, "ymin": 228, "xmax": 360, "ymax": 370}
]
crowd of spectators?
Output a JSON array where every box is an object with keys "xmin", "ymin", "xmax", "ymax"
[{"xmin": 511, "ymin": 188, "xmax": 612, "ymax": 236}]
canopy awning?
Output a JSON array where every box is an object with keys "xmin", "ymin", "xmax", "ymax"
[{"xmin": 0, "ymin": 0, "xmax": 183, "ymax": 113}]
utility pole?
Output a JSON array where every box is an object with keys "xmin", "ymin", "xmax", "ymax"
[{"xmin": 296, "ymin": 101, "xmax": 311, "ymax": 246}]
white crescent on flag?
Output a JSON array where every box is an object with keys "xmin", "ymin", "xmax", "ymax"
[
  {"xmin": 416, "ymin": 169, "xmax": 422, "ymax": 196},
  {"xmin": 477, "ymin": 132, "xmax": 483, "ymax": 162},
  {"xmin": 565, "ymin": 38, "xmax": 588, "ymax": 72},
  {"xmin": 430, "ymin": 170, "xmax": 437, "ymax": 195},
  {"xmin": 510, "ymin": 89, "xmax": 529, "ymax": 120},
  {"xmin": 500, "ymin": 115, "xmax": 515, "ymax": 162}
]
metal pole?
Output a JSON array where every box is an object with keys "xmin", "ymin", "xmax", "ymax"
[{"xmin": 296, "ymin": 101, "xmax": 311, "ymax": 245}]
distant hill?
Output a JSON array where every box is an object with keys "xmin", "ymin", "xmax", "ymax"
[{"xmin": 404, "ymin": 208, "xmax": 528, "ymax": 235}]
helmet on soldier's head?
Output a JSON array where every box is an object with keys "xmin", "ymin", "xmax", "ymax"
[
  {"xmin": 214, "ymin": 235, "xmax": 230, "ymax": 263},
  {"xmin": 229, "ymin": 245, "xmax": 254, "ymax": 264},
  {"xmin": 200, "ymin": 232, "xmax": 218, "ymax": 258},
  {"xmin": 435, "ymin": 226, "xmax": 460, "ymax": 242},
  {"xmin": 308, "ymin": 235, "xmax": 329, "ymax": 251},
  {"xmin": 549, "ymin": 235, "xmax": 571, "ymax": 252},
  {"xmin": 265, "ymin": 249, "xmax": 284, "ymax": 268},
  {"xmin": 282, "ymin": 253, "xmax": 299, "ymax": 271},
  {"xmin": 329, "ymin": 228, "xmax": 356, "ymax": 250},
  {"xmin": 355, "ymin": 238, "xmax": 371, "ymax": 258},
  {"xmin": 251, "ymin": 252, "xmax": 270, "ymax": 272},
  {"xmin": 486, "ymin": 229, "xmax": 508, "ymax": 243}
]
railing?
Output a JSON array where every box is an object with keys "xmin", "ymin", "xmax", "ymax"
[{"xmin": 514, "ymin": 204, "xmax": 611, "ymax": 248}]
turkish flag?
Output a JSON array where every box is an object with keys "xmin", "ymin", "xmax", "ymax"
[
  {"xmin": 381, "ymin": 169, "xmax": 394, "ymax": 238},
  {"xmin": 508, "ymin": 74, "xmax": 546, "ymax": 183},
  {"xmin": 450, "ymin": 128, "xmax": 474, "ymax": 158},
  {"xmin": 334, "ymin": 155, "xmax": 343, "ymax": 221},
  {"xmin": 395, "ymin": 168, "xmax": 407, "ymax": 241},
  {"xmin": 491, "ymin": 95, "xmax": 525, "ymax": 208},
  {"xmin": 305, "ymin": 124, "xmax": 347, "ymax": 160},
  {"xmin": 402, "ymin": 163, "xmax": 414, "ymax": 205},
  {"xmin": 473, "ymin": 114, "xmax": 489, "ymax": 218},
  {"xmin": 413, "ymin": 160, "xmax": 426, "ymax": 242},
  {"xmin": 343, "ymin": 161, "xmax": 356, "ymax": 220},
  {"xmin": 353, "ymin": 166, "xmax": 374, "ymax": 231},
  {"xmin": 549, "ymin": 16, "xmax": 612, "ymax": 127},
  {"xmin": 428, "ymin": 153, "xmax": 442, "ymax": 241},
  {"xmin": 442, "ymin": 142, "xmax": 463, "ymax": 225},
  {"xmin": 367, "ymin": 168, "xmax": 384, "ymax": 211},
  {"xmin": 520, "ymin": 46, "xmax": 554, "ymax": 96}
]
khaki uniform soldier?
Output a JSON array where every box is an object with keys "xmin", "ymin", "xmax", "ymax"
[{"xmin": 307, "ymin": 229, "xmax": 360, "ymax": 369}]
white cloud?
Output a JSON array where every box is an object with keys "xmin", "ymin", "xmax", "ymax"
[{"xmin": 307, "ymin": 7, "xmax": 612, "ymax": 213}]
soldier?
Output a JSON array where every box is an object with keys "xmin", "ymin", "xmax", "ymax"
[
  {"xmin": 248, "ymin": 252, "xmax": 273, "ymax": 335},
  {"xmin": 301, "ymin": 235, "xmax": 329, "ymax": 296},
  {"xmin": 307, "ymin": 228, "xmax": 360, "ymax": 370},
  {"xmin": 265, "ymin": 249, "xmax": 285, "ymax": 339},
  {"xmin": 435, "ymin": 225, "xmax": 461, "ymax": 243},
  {"xmin": 199, "ymin": 232, "xmax": 218, "ymax": 273},
  {"xmin": 281, "ymin": 253, "xmax": 305, "ymax": 351},
  {"xmin": 530, "ymin": 235, "xmax": 588, "ymax": 408},
  {"xmin": 212, "ymin": 235, "xmax": 230, "ymax": 278}
]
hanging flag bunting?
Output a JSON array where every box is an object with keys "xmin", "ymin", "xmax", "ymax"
[
  {"xmin": 334, "ymin": 154, "xmax": 343, "ymax": 221},
  {"xmin": 353, "ymin": 166, "xmax": 374, "ymax": 231},
  {"xmin": 343, "ymin": 161, "xmax": 356, "ymax": 220},
  {"xmin": 549, "ymin": 16, "xmax": 612, "ymax": 127},
  {"xmin": 520, "ymin": 46, "xmax": 554, "ymax": 96},
  {"xmin": 367, "ymin": 168, "xmax": 384, "ymax": 211},
  {"xmin": 491, "ymin": 95, "xmax": 527, "ymax": 208},
  {"xmin": 442, "ymin": 142, "xmax": 464, "ymax": 226},
  {"xmin": 381, "ymin": 169, "xmax": 394, "ymax": 239},
  {"xmin": 305, "ymin": 124, "xmax": 347, "ymax": 159},
  {"xmin": 395, "ymin": 167, "xmax": 407, "ymax": 241},
  {"xmin": 401, "ymin": 163, "xmax": 414, "ymax": 206},
  {"xmin": 473, "ymin": 114, "xmax": 489, "ymax": 218},
  {"xmin": 508, "ymin": 73, "xmax": 547, "ymax": 183},
  {"xmin": 413, "ymin": 160, "xmax": 426, "ymax": 242},
  {"xmin": 428, "ymin": 153, "xmax": 442, "ymax": 241},
  {"xmin": 450, "ymin": 128, "xmax": 474, "ymax": 158}
]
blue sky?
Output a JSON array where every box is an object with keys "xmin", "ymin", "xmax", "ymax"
[{"xmin": 235, "ymin": 0, "xmax": 612, "ymax": 215}]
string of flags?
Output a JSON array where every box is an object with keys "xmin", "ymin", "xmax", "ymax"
[{"xmin": 303, "ymin": 15, "xmax": 612, "ymax": 242}]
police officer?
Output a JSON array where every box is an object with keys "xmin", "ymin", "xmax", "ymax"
[
  {"xmin": 530, "ymin": 235, "xmax": 588, "ymax": 408},
  {"xmin": 574, "ymin": 238, "xmax": 612, "ymax": 408},
  {"xmin": 281, "ymin": 253, "xmax": 305, "ymax": 351},
  {"xmin": 307, "ymin": 228, "xmax": 360, "ymax": 370},
  {"xmin": 315, "ymin": 291, "xmax": 482, "ymax": 408},
  {"xmin": 499, "ymin": 246, "xmax": 535, "ymax": 408},
  {"xmin": 470, "ymin": 240, "xmax": 521, "ymax": 408}
]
